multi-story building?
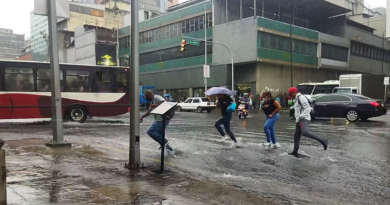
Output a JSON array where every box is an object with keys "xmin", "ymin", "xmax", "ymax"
[
  {"xmin": 0, "ymin": 28, "xmax": 25, "ymax": 60},
  {"xmin": 30, "ymin": 1, "xmax": 123, "ymax": 61},
  {"xmin": 118, "ymin": 0, "xmax": 390, "ymax": 99},
  {"xmin": 30, "ymin": 13, "xmax": 49, "ymax": 61},
  {"xmin": 168, "ymin": 0, "xmax": 180, "ymax": 8}
]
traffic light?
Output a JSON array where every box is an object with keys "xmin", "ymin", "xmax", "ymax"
[{"xmin": 180, "ymin": 39, "xmax": 187, "ymax": 52}]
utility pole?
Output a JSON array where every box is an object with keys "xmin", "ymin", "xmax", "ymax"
[
  {"xmin": 204, "ymin": 2, "xmax": 207, "ymax": 96},
  {"xmin": 127, "ymin": 0, "xmax": 141, "ymax": 169},
  {"xmin": 46, "ymin": 0, "xmax": 69, "ymax": 147}
]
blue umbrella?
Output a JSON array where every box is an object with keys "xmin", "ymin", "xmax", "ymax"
[{"xmin": 205, "ymin": 87, "xmax": 237, "ymax": 96}]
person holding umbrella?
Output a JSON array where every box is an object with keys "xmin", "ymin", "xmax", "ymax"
[{"xmin": 205, "ymin": 87, "xmax": 243, "ymax": 148}]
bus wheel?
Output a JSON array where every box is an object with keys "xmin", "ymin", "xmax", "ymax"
[{"xmin": 69, "ymin": 106, "xmax": 88, "ymax": 123}]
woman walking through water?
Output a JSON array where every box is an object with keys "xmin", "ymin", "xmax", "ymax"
[
  {"xmin": 261, "ymin": 92, "xmax": 281, "ymax": 148},
  {"xmin": 215, "ymin": 94, "xmax": 243, "ymax": 148}
]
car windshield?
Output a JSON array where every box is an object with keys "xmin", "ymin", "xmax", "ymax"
[
  {"xmin": 297, "ymin": 85, "xmax": 315, "ymax": 95},
  {"xmin": 333, "ymin": 88, "xmax": 352, "ymax": 93},
  {"xmin": 201, "ymin": 98, "xmax": 210, "ymax": 102}
]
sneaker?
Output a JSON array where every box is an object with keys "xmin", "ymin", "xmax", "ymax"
[
  {"xmin": 229, "ymin": 141, "xmax": 237, "ymax": 148},
  {"xmin": 262, "ymin": 142, "xmax": 271, "ymax": 147},
  {"xmin": 217, "ymin": 136, "xmax": 229, "ymax": 143},
  {"xmin": 158, "ymin": 141, "xmax": 170, "ymax": 150},
  {"xmin": 167, "ymin": 149, "xmax": 177, "ymax": 158},
  {"xmin": 236, "ymin": 138, "xmax": 243, "ymax": 148},
  {"xmin": 271, "ymin": 143, "xmax": 281, "ymax": 149}
]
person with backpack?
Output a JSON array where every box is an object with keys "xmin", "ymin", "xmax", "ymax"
[
  {"xmin": 215, "ymin": 94, "xmax": 243, "ymax": 148},
  {"xmin": 288, "ymin": 87, "xmax": 328, "ymax": 157},
  {"xmin": 140, "ymin": 89, "xmax": 176, "ymax": 157}
]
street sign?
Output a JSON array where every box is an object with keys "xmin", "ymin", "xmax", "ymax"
[
  {"xmin": 34, "ymin": 0, "xmax": 70, "ymax": 18},
  {"xmin": 188, "ymin": 40, "xmax": 200, "ymax": 46},
  {"xmin": 203, "ymin": 65, "xmax": 210, "ymax": 78},
  {"xmin": 384, "ymin": 77, "xmax": 389, "ymax": 85}
]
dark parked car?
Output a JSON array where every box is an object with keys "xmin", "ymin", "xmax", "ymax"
[{"xmin": 312, "ymin": 94, "xmax": 387, "ymax": 122}]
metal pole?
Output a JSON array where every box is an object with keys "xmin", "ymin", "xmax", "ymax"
[
  {"xmin": 254, "ymin": 0, "xmax": 256, "ymax": 17},
  {"xmin": 47, "ymin": 0, "xmax": 65, "ymax": 144},
  {"xmin": 117, "ymin": 22, "xmax": 119, "ymax": 67},
  {"xmin": 0, "ymin": 150, "xmax": 6, "ymax": 204},
  {"xmin": 160, "ymin": 115, "xmax": 166, "ymax": 173},
  {"xmin": 204, "ymin": 2, "xmax": 207, "ymax": 96},
  {"xmin": 129, "ymin": 0, "xmax": 141, "ymax": 169},
  {"xmin": 382, "ymin": 30, "xmax": 385, "ymax": 74},
  {"xmin": 290, "ymin": 23, "xmax": 293, "ymax": 87}
]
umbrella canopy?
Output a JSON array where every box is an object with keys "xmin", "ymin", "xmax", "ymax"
[{"xmin": 205, "ymin": 87, "xmax": 237, "ymax": 96}]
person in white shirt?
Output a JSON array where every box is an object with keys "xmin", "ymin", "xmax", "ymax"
[
  {"xmin": 288, "ymin": 87, "xmax": 328, "ymax": 157},
  {"xmin": 140, "ymin": 90, "xmax": 175, "ymax": 157}
]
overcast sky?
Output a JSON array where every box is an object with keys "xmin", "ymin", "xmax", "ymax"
[{"xmin": 0, "ymin": 0, "xmax": 386, "ymax": 39}]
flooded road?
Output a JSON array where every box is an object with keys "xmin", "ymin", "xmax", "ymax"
[{"xmin": 2, "ymin": 109, "xmax": 390, "ymax": 204}]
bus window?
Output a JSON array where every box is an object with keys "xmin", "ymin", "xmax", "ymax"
[
  {"xmin": 5, "ymin": 67, "xmax": 34, "ymax": 91},
  {"xmin": 116, "ymin": 72, "xmax": 127, "ymax": 92},
  {"xmin": 66, "ymin": 70, "xmax": 91, "ymax": 92},
  {"xmin": 300, "ymin": 85, "xmax": 315, "ymax": 95},
  {"xmin": 95, "ymin": 71, "xmax": 111, "ymax": 92},
  {"xmin": 37, "ymin": 69, "xmax": 64, "ymax": 91},
  {"xmin": 313, "ymin": 85, "xmax": 337, "ymax": 95}
]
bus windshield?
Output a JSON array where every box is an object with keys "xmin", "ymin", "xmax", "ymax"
[{"xmin": 313, "ymin": 85, "xmax": 338, "ymax": 94}]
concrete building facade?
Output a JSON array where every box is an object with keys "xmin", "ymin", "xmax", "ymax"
[
  {"xmin": 0, "ymin": 28, "xmax": 25, "ymax": 60},
  {"xmin": 117, "ymin": 0, "xmax": 389, "ymax": 99}
]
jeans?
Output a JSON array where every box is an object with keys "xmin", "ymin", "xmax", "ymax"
[
  {"xmin": 293, "ymin": 120, "xmax": 327, "ymax": 153},
  {"xmin": 147, "ymin": 119, "xmax": 173, "ymax": 151},
  {"xmin": 215, "ymin": 113, "xmax": 237, "ymax": 142},
  {"xmin": 264, "ymin": 113, "xmax": 279, "ymax": 144}
]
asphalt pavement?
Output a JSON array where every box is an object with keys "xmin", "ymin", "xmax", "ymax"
[{"xmin": 2, "ymin": 109, "xmax": 390, "ymax": 204}]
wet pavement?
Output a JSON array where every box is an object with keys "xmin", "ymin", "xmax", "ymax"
[{"xmin": 2, "ymin": 109, "xmax": 390, "ymax": 204}]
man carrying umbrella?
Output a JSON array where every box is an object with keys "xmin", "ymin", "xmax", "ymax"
[{"xmin": 205, "ymin": 87, "xmax": 243, "ymax": 148}]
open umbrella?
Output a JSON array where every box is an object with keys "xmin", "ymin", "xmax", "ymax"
[{"xmin": 205, "ymin": 87, "xmax": 237, "ymax": 96}]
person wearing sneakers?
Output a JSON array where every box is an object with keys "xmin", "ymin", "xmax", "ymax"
[
  {"xmin": 140, "ymin": 89, "xmax": 176, "ymax": 157},
  {"xmin": 215, "ymin": 94, "xmax": 242, "ymax": 148},
  {"xmin": 288, "ymin": 87, "xmax": 328, "ymax": 157},
  {"xmin": 261, "ymin": 91, "xmax": 281, "ymax": 148}
]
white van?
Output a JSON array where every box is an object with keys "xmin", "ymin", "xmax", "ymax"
[{"xmin": 297, "ymin": 80, "xmax": 340, "ymax": 99}]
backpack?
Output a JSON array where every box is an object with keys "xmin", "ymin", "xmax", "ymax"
[{"xmin": 297, "ymin": 95, "xmax": 314, "ymax": 114}]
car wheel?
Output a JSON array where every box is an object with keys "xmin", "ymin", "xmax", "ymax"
[
  {"xmin": 346, "ymin": 109, "xmax": 359, "ymax": 122},
  {"xmin": 68, "ymin": 106, "xmax": 88, "ymax": 123},
  {"xmin": 207, "ymin": 109, "xmax": 212, "ymax": 113},
  {"xmin": 197, "ymin": 107, "xmax": 203, "ymax": 113},
  {"xmin": 176, "ymin": 106, "xmax": 182, "ymax": 112}
]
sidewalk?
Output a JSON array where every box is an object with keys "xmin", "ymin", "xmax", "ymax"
[{"xmin": 5, "ymin": 138, "xmax": 278, "ymax": 205}]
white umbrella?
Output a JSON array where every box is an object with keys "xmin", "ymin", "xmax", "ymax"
[{"xmin": 205, "ymin": 87, "xmax": 237, "ymax": 96}]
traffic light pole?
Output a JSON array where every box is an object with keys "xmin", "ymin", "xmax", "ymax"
[{"xmin": 182, "ymin": 36, "xmax": 234, "ymax": 99}]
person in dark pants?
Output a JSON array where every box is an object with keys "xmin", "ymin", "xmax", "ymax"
[
  {"xmin": 215, "ymin": 94, "xmax": 243, "ymax": 148},
  {"xmin": 288, "ymin": 87, "xmax": 328, "ymax": 157}
]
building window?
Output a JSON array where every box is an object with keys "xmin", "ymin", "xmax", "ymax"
[
  {"xmin": 321, "ymin": 43, "xmax": 348, "ymax": 62},
  {"xmin": 144, "ymin": 11, "xmax": 149, "ymax": 20},
  {"xmin": 165, "ymin": 25, "xmax": 170, "ymax": 38},
  {"xmin": 181, "ymin": 20, "xmax": 186, "ymax": 34},
  {"xmin": 189, "ymin": 18, "xmax": 196, "ymax": 32},
  {"xmin": 199, "ymin": 15, "xmax": 204, "ymax": 30}
]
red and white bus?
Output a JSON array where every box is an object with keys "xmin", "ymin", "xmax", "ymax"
[{"xmin": 0, "ymin": 60, "xmax": 130, "ymax": 122}]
